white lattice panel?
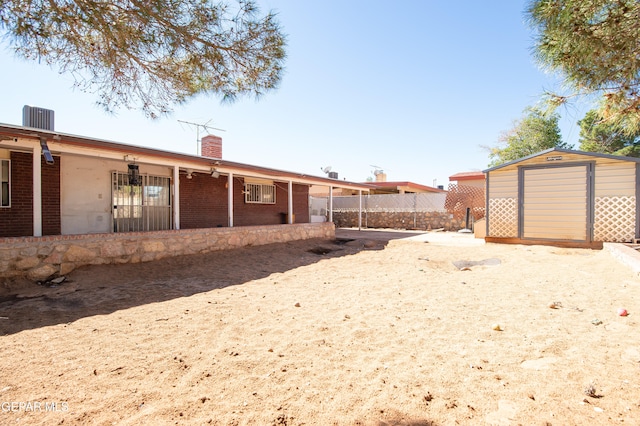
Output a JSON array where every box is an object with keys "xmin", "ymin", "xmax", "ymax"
[
  {"xmin": 594, "ymin": 196, "xmax": 636, "ymax": 242},
  {"xmin": 488, "ymin": 198, "xmax": 518, "ymax": 237}
]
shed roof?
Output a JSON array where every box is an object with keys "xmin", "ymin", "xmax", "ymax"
[{"xmin": 483, "ymin": 148, "xmax": 640, "ymax": 173}]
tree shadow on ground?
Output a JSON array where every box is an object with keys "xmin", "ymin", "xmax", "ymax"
[{"xmin": 0, "ymin": 236, "xmax": 390, "ymax": 335}]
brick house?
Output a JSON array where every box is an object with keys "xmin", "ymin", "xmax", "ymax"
[{"xmin": 0, "ymin": 109, "xmax": 370, "ymax": 238}]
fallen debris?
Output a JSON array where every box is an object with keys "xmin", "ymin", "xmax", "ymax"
[
  {"xmin": 584, "ymin": 382, "xmax": 603, "ymax": 398},
  {"xmin": 453, "ymin": 258, "xmax": 501, "ymax": 270}
]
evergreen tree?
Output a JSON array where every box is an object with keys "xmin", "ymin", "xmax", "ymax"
[
  {"xmin": 0, "ymin": 0, "xmax": 287, "ymax": 118},
  {"xmin": 527, "ymin": 0, "xmax": 640, "ymax": 133},
  {"xmin": 578, "ymin": 109, "xmax": 640, "ymax": 156}
]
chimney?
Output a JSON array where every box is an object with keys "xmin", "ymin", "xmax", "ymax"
[
  {"xmin": 375, "ymin": 172, "xmax": 387, "ymax": 182},
  {"xmin": 201, "ymin": 134, "xmax": 222, "ymax": 158}
]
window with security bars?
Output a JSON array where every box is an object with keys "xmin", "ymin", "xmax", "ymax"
[
  {"xmin": 244, "ymin": 183, "xmax": 276, "ymax": 204},
  {"xmin": 0, "ymin": 159, "xmax": 9, "ymax": 207}
]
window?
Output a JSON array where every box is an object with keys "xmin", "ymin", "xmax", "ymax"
[
  {"xmin": 244, "ymin": 183, "xmax": 276, "ymax": 204},
  {"xmin": 0, "ymin": 159, "xmax": 9, "ymax": 207}
]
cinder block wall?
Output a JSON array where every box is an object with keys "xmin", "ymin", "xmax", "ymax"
[
  {"xmin": 0, "ymin": 222, "xmax": 335, "ymax": 282},
  {"xmin": 332, "ymin": 211, "xmax": 466, "ymax": 231}
]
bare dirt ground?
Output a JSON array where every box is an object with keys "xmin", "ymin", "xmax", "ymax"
[{"xmin": 0, "ymin": 229, "xmax": 639, "ymax": 425}]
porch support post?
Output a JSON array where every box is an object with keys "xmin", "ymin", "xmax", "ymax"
[
  {"xmin": 173, "ymin": 165, "xmax": 180, "ymax": 230},
  {"xmin": 288, "ymin": 180, "xmax": 293, "ymax": 224},
  {"xmin": 228, "ymin": 172, "xmax": 234, "ymax": 227},
  {"xmin": 328, "ymin": 186, "xmax": 333, "ymax": 223},
  {"xmin": 33, "ymin": 144, "xmax": 42, "ymax": 237},
  {"xmin": 358, "ymin": 190, "xmax": 362, "ymax": 230}
]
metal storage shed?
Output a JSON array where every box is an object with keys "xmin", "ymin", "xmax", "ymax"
[{"xmin": 483, "ymin": 148, "xmax": 640, "ymax": 249}]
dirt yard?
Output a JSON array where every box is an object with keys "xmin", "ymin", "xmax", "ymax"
[{"xmin": 0, "ymin": 229, "xmax": 639, "ymax": 425}]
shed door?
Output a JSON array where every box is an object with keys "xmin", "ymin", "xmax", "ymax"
[{"xmin": 522, "ymin": 166, "xmax": 589, "ymax": 241}]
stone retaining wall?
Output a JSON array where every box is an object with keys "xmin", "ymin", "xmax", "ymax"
[
  {"xmin": 332, "ymin": 211, "xmax": 466, "ymax": 231},
  {"xmin": 0, "ymin": 223, "xmax": 335, "ymax": 282}
]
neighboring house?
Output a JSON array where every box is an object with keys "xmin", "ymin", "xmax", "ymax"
[
  {"xmin": 365, "ymin": 170, "xmax": 444, "ymax": 194},
  {"xmin": 448, "ymin": 171, "xmax": 485, "ymax": 189},
  {"xmin": 484, "ymin": 148, "xmax": 640, "ymax": 248},
  {"xmin": 311, "ymin": 170, "xmax": 444, "ymax": 196},
  {"xmin": 309, "ymin": 171, "xmax": 456, "ymax": 230},
  {"xmin": 363, "ymin": 181, "xmax": 444, "ymax": 195},
  {"xmin": 0, "ymin": 109, "xmax": 370, "ymax": 238}
]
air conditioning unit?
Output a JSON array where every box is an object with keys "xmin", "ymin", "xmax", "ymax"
[
  {"xmin": 328, "ymin": 171, "xmax": 339, "ymax": 179},
  {"xmin": 22, "ymin": 105, "xmax": 55, "ymax": 131}
]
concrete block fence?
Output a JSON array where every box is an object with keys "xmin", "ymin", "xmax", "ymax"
[
  {"xmin": 0, "ymin": 223, "xmax": 335, "ymax": 282},
  {"xmin": 332, "ymin": 211, "xmax": 466, "ymax": 231}
]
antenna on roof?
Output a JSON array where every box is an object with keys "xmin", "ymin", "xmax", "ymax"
[
  {"xmin": 321, "ymin": 166, "xmax": 339, "ymax": 179},
  {"xmin": 178, "ymin": 119, "xmax": 226, "ymax": 155},
  {"xmin": 370, "ymin": 164, "xmax": 385, "ymax": 175}
]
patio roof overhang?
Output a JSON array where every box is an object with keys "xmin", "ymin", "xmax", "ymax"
[{"xmin": 0, "ymin": 123, "xmax": 370, "ymax": 192}]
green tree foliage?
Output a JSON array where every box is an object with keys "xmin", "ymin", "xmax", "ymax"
[
  {"xmin": 488, "ymin": 107, "xmax": 570, "ymax": 167},
  {"xmin": 578, "ymin": 109, "xmax": 640, "ymax": 156},
  {"xmin": 527, "ymin": 0, "xmax": 640, "ymax": 132},
  {"xmin": 0, "ymin": 0, "xmax": 287, "ymax": 118}
]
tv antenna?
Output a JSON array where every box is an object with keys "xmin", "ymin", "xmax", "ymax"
[
  {"xmin": 178, "ymin": 119, "xmax": 226, "ymax": 155},
  {"xmin": 370, "ymin": 164, "xmax": 385, "ymax": 175}
]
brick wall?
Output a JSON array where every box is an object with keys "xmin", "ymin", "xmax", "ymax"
[
  {"xmin": 41, "ymin": 156, "xmax": 61, "ymax": 236},
  {"xmin": 179, "ymin": 172, "xmax": 228, "ymax": 228},
  {"xmin": 0, "ymin": 152, "xmax": 33, "ymax": 237},
  {"xmin": 233, "ymin": 180, "xmax": 309, "ymax": 226},
  {"xmin": 179, "ymin": 175, "xmax": 310, "ymax": 228},
  {"xmin": 0, "ymin": 152, "xmax": 61, "ymax": 237},
  {"xmin": 292, "ymin": 184, "xmax": 310, "ymax": 223}
]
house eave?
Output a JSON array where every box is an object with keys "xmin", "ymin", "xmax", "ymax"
[{"xmin": 0, "ymin": 123, "xmax": 370, "ymax": 191}]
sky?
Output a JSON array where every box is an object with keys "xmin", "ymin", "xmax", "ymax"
[{"xmin": 0, "ymin": 1, "xmax": 591, "ymax": 187}]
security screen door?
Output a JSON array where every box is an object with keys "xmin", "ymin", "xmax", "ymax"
[{"xmin": 112, "ymin": 172, "xmax": 172, "ymax": 232}]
